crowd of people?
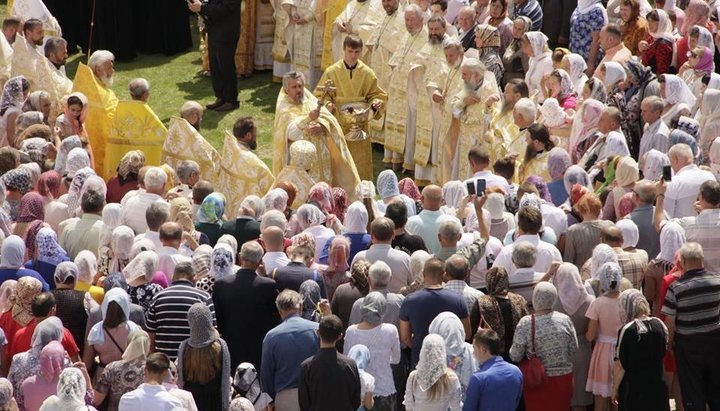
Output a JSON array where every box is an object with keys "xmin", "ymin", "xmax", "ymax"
[{"xmin": 0, "ymin": 0, "xmax": 717, "ymax": 409}]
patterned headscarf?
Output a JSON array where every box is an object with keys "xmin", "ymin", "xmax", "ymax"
[
  {"xmin": 602, "ymin": 61, "xmax": 627, "ymax": 90},
  {"xmin": 53, "ymin": 136, "xmax": 82, "ymax": 175},
  {"xmin": 570, "ymin": 99, "xmax": 605, "ymax": 156},
  {"xmin": 0, "ymin": 280, "xmax": 16, "ymax": 312},
  {"xmin": 192, "ymin": 245, "xmax": 213, "ymax": 279},
  {"xmin": 590, "ymin": 244, "xmax": 619, "ymax": 280},
  {"xmin": 197, "ymin": 192, "xmax": 226, "ymax": 225},
  {"xmin": 63, "ymin": 148, "xmax": 91, "ymax": 178},
  {"xmin": 331, "ymin": 187, "xmax": 348, "ymax": 223},
  {"xmin": 2, "ymin": 168, "xmax": 31, "ymax": 195},
  {"xmin": 10, "ymin": 276, "xmax": 42, "ymax": 326},
  {"xmin": 308, "ymin": 182, "xmax": 334, "ymax": 213},
  {"xmin": 54, "ymin": 262, "xmax": 79, "ymax": 285},
  {"xmin": 547, "ymin": 147, "xmax": 572, "ymax": 181},
  {"xmin": 262, "ymin": 188, "xmax": 289, "ymax": 212},
  {"xmin": 565, "ymin": 54, "xmax": 588, "ymax": 93},
  {"xmin": 669, "ymin": 130, "xmax": 699, "ymax": 158},
  {"xmin": 0, "ymin": 379, "xmax": 12, "ymax": 410},
  {"xmin": 24, "ymin": 220, "xmax": 44, "ymax": 261},
  {"xmin": 117, "ymin": 150, "xmax": 145, "ymax": 179},
  {"xmin": 662, "ymin": 74, "xmax": 696, "ymax": 107},
  {"xmin": 553, "ymin": 69, "xmax": 575, "ymax": 99},
  {"xmin": 618, "ymin": 289, "xmax": 657, "ymax": 339},
  {"xmin": 641, "ymin": 150, "xmax": 670, "ymax": 181},
  {"xmin": 415, "ymin": 334, "xmax": 448, "ymax": 391},
  {"xmin": 52, "ymin": 368, "xmax": 87, "ymax": 409},
  {"xmin": 682, "ymin": 0, "xmax": 710, "ymax": 34},
  {"xmin": 626, "ymin": 58, "xmax": 653, "ymax": 88},
  {"xmin": 485, "ymin": 266, "xmax": 510, "ymax": 296},
  {"xmin": 296, "ymin": 204, "xmax": 326, "ymax": 229},
  {"xmin": 597, "ymin": 262, "xmax": 623, "ymax": 294},
  {"xmin": 299, "ymin": 280, "xmax": 322, "ymax": 321},
  {"xmin": 36, "ymin": 227, "xmax": 67, "ymax": 266},
  {"xmin": 361, "ymin": 291, "xmax": 387, "ymax": 326},
  {"xmin": 38, "ymin": 341, "xmax": 65, "ymax": 382},
  {"xmin": 209, "ymin": 244, "xmax": 235, "ymax": 280},
  {"xmin": 100, "ymin": 203, "xmax": 123, "ymax": 248},
  {"xmin": 563, "ymin": 166, "xmax": 592, "ymax": 196},
  {"xmin": 36, "ymin": 171, "xmax": 61, "ymax": 199},
  {"xmin": 63, "ymin": 167, "xmax": 96, "ymax": 214},
  {"xmin": 554, "ymin": 263, "xmax": 589, "ymax": 315},
  {"xmin": 122, "ymin": 250, "xmax": 158, "ymax": 282},
  {"xmin": 399, "ymin": 178, "xmax": 421, "ymax": 200},
  {"xmin": 187, "ymin": 302, "xmax": 217, "ymax": 348},
  {"xmin": 650, "ymin": 9, "xmax": 676, "ymax": 42},
  {"xmin": 16, "ymin": 192, "xmax": 44, "ymax": 223},
  {"xmin": 350, "ymin": 259, "xmax": 370, "ymax": 295},
  {"xmin": 533, "ymin": 281, "xmax": 558, "ymax": 311},
  {"xmin": 110, "ymin": 226, "xmax": 135, "ymax": 273},
  {"xmin": 377, "ymin": 170, "xmax": 400, "ymax": 200},
  {"xmin": 659, "ymin": 221, "xmax": 685, "ymax": 262},
  {"xmin": 0, "ymin": 76, "xmax": 28, "ymax": 114}
]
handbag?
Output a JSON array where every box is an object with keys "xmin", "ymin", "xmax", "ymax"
[{"xmin": 518, "ymin": 314, "xmax": 547, "ymax": 389}]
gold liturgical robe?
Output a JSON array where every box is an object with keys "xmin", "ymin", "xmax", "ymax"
[
  {"xmin": 217, "ymin": 131, "xmax": 275, "ymax": 217},
  {"xmin": 273, "ymin": 89, "xmax": 360, "ymax": 195},
  {"xmin": 281, "ymin": 0, "xmax": 324, "ymax": 88},
  {"xmin": 329, "ymin": 0, "xmax": 379, "ymax": 63},
  {"xmin": 162, "ymin": 117, "xmax": 221, "ymax": 187},
  {"xmin": 314, "ymin": 59, "xmax": 387, "ymax": 181},
  {"xmin": 492, "ymin": 109, "xmax": 522, "ymax": 165},
  {"xmin": 235, "ymin": 0, "xmax": 257, "ymax": 76},
  {"xmin": 366, "ymin": 7, "xmax": 405, "ymax": 144},
  {"xmin": 435, "ymin": 62, "xmax": 465, "ymax": 184},
  {"xmin": 447, "ymin": 72, "xmax": 500, "ymax": 181},
  {"xmin": 320, "ymin": 0, "xmax": 345, "ymax": 70},
  {"xmin": 255, "ymin": 0, "xmax": 276, "ymax": 70},
  {"xmin": 11, "ymin": 37, "xmax": 43, "ymax": 87},
  {"xmin": 0, "ymin": 35, "xmax": 13, "ymax": 87},
  {"xmin": 72, "ymin": 63, "xmax": 118, "ymax": 179},
  {"xmin": 105, "ymin": 101, "xmax": 167, "ymax": 178},
  {"xmin": 384, "ymin": 27, "xmax": 429, "ymax": 157}
]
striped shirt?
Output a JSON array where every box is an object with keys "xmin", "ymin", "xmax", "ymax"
[
  {"xmin": 662, "ymin": 269, "xmax": 720, "ymax": 336},
  {"xmin": 681, "ymin": 209, "xmax": 720, "ymax": 275},
  {"xmin": 145, "ymin": 280, "xmax": 216, "ymax": 359}
]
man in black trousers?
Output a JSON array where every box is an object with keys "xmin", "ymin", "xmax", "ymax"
[{"xmin": 189, "ymin": 0, "xmax": 240, "ymax": 112}]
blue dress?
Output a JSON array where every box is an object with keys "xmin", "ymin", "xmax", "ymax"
[{"xmin": 569, "ymin": 7, "xmax": 606, "ymax": 66}]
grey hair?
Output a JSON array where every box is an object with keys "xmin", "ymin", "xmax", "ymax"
[
  {"xmin": 405, "ymin": 3, "xmax": 424, "ymax": 18},
  {"xmin": 438, "ymin": 218, "xmax": 462, "ymax": 241},
  {"xmin": 146, "ymin": 201, "xmax": 170, "ymax": 231},
  {"xmin": 460, "ymin": 57, "xmax": 486, "ymax": 75},
  {"xmin": 642, "ymin": 95, "xmax": 664, "ymax": 113},
  {"xmin": 368, "ymin": 261, "xmax": 392, "ymax": 288},
  {"xmin": 282, "ymin": 71, "xmax": 306, "ymax": 90},
  {"xmin": 43, "ymin": 36, "xmax": 67, "ymax": 58},
  {"xmin": 514, "ymin": 98, "xmax": 537, "ymax": 122},
  {"xmin": 88, "ymin": 50, "xmax": 115, "ymax": 71},
  {"xmin": 240, "ymin": 241, "xmax": 264, "ymax": 264},
  {"xmin": 144, "ymin": 167, "xmax": 167, "ymax": 190},
  {"xmin": 458, "ymin": 5, "xmax": 476, "ymax": 18},
  {"xmin": 239, "ymin": 195, "xmax": 266, "ymax": 218},
  {"xmin": 512, "ymin": 241, "xmax": 537, "ymax": 268},
  {"xmin": 260, "ymin": 209, "xmax": 287, "ymax": 231},
  {"xmin": 633, "ymin": 180, "xmax": 656, "ymax": 204},
  {"xmin": 442, "ymin": 37, "xmax": 463, "ymax": 51},
  {"xmin": 176, "ymin": 160, "xmax": 200, "ymax": 183},
  {"xmin": 276, "ymin": 289, "xmax": 302, "ymax": 311},
  {"xmin": 679, "ymin": 242, "xmax": 704, "ymax": 262},
  {"xmin": 668, "ymin": 143, "xmax": 693, "ymax": 163},
  {"xmin": 180, "ymin": 101, "xmax": 203, "ymax": 119},
  {"xmin": 129, "ymin": 78, "xmax": 150, "ymax": 100},
  {"xmin": 173, "ymin": 261, "xmax": 195, "ymax": 279}
]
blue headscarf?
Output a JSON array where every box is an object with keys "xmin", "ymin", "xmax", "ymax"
[{"xmin": 196, "ymin": 192, "xmax": 226, "ymax": 225}]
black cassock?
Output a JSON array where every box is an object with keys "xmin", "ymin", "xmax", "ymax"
[{"xmin": 138, "ymin": 0, "xmax": 194, "ymax": 55}]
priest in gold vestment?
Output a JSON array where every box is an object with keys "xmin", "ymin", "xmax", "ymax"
[
  {"xmin": 365, "ymin": 0, "xmax": 405, "ymax": 144},
  {"xmin": 278, "ymin": 0, "xmax": 324, "ymax": 88},
  {"xmin": 491, "ymin": 79, "xmax": 526, "ymax": 165},
  {"xmin": 273, "ymin": 71, "xmax": 360, "ymax": 195},
  {"xmin": 217, "ymin": 119, "xmax": 275, "ymax": 217},
  {"xmin": 274, "ymin": 140, "xmax": 317, "ymax": 209},
  {"xmin": 11, "ymin": 22, "xmax": 44, "ymax": 88},
  {"xmin": 313, "ymin": 35, "xmax": 387, "ymax": 181},
  {"xmin": 72, "ymin": 51, "xmax": 118, "ymax": 180},
  {"xmin": 446, "ymin": 57, "xmax": 500, "ymax": 181},
  {"xmin": 328, "ymin": 0, "xmax": 380, "ymax": 64},
  {"xmin": 383, "ymin": 4, "xmax": 429, "ymax": 168},
  {"xmin": 407, "ymin": 16, "xmax": 450, "ymax": 185}
]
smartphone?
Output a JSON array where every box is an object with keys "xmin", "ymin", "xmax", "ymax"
[
  {"xmin": 466, "ymin": 181, "xmax": 476, "ymax": 195},
  {"xmin": 476, "ymin": 179, "xmax": 486, "ymax": 195},
  {"xmin": 662, "ymin": 165, "xmax": 672, "ymax": 181}
]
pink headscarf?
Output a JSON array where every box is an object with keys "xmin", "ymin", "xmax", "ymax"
[
  {"xmin": 693, "ymin": 46, "xmax": 715, "ymax": 75},
  {"xmin": 63, "ymin": 92, "xmax": 89, "ymax": 138},
  {"xmin": 327, "ymin": 236, "xmax": 350, "ymax": 272},
  {"xmin": 570, "ymin": 99, "xmax": 605, "ymax": 159},
  {"xmin": 308, "ymin": 182, "xmax": 334, "ymax": 213},
  {"xmin": 331, "ymin": 187, "xmax": 348, "ymax": 223},
  {"xmin": 398, "ymin": 178, "xmax": 421, "ymax": 200},
  {"xmin": 16, "ymin": 192, "xmax": 45, "ymax": 223},
  {"xmin": 36, "ymin": 171, "xmax": 61, "ymax": 200},
  {"xmin": 39, "ymin": 341, "xmax": 65, "ymax": 381},
  {"xmin": 617, "ymin": 192, "xmax": 635, "ymax": 219},
  {"xmin": 682, "ymin": 0, "xmax": 710, "ymax": 34}
]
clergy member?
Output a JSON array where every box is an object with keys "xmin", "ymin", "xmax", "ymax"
[
  {"xmin": 446, "ymin": 57, "xmax": 500, "ymax": 180},
  {"xmin": 0, "ymin": 18, "xmax": 19, "ymax": 86},
  {"xmin": 72, "ymin": 50, "xmax": 118, "ymax": 179},
  {"xmin": 105, "ymin": 78, "xmax": 167, "ymax": 178},
  {"xmin": 365, "ymin": 0, "xmax": 405, "ymax": 144},
  {"xmin": 314, "ymin": 35, "xmax": 387, "ymax": 181},
  {"xmin": 36, "ymin": 36, "xmax": 72, "ymax": 123},
  {"xmin": 273, "ymin": 71, "xmax": 360, "ymax": 195},
  {"xmin": 384, "ymin": 4, "xmax": 429, "ymax": 170},
  {"xmin": 434, "ymin": 38, "xmax": 466, "ymax": 184},
  {"xmin": 408, "ymin": 16, "xmax": 449, "ymax": 185},
  {"xmin": 274, "ymin": 140, "xmax": 318, "ymax": 209},
  {"xmin": 217, "ymin": 116, "xmax": 275, "ymax": 217},
  {"xmin": 328, "ymin": 0, "xmax": 380, "ymax": 62},
  {"xmin": 11, "ymin": 18, "xmax": 44, "ymax": 87},
  {"xmin": 281, "ymin": 0, "xmax": 323, "ymax": 88},
  {"xmin": 493, "ymin": 79, "xmax": 528, "ymax": 164}
]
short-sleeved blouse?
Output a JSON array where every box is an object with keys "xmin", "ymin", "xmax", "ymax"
[
  {"xmin": 570, "ymin": 7, "xmax": 607, "ymax": 64},
  {"xmin": 509, "ymin": 312, "xmax": 578, "ymax": 376},
  {"xmin": 95, "ymin": 358, "xmax": 146, "ymax": 411}
]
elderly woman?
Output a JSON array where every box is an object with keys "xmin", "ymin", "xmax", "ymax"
[
  {"xmin": 74, "ymin": 251, "xmax": 103, "ymax": 305},
  {"xmin": 624, "ymin": 59, "xmax": 657, "ymax": 153},
  {"xmin": 697, "ymin": 89, "xmax": 720, "ymax": 162},
  {"xmin": 485, "ymin": 0, "xmax": 513, "ymax": 52},
  {"xmin": 319, "ymin": 201, "xmax": 370, "ymax": 266},
  {"xmin": 428, "ymin": 312, "xmax": 477, "ymax": 394},
  {"xmin": 97, "ymin": 204, "xmax": 124, "ymax": 278},
  {"xmin": 2, "ymin": 168, "xmax": 32, "ymax": 221},
  {"xmin": 194, "ymin": 192, "xmax": 226, "ymax": 246},
  {"xmin": 612, "ymin": 290, "xmax": 669, "ymax": 410},
  {"xmin": 106, "ymin": 150, "xmax": 144, "ymax": 204},
  {"xmin": 94, "ymin": 330, "xmax": 150, "ymax": 411},
  {"xmin": 401, "ymin": 250, "xmax": 432, "ymax": 296},
  {"xmin": 37, "ymin": 367, "xmax": 96, "ymax": 411},
  {"xmin": 510, "ymin": 282, "xmax": 578, "ymax": 411},
  {"xmin": 20, "ymin": 341, "xmax": 65, "ymax": 411},
  {"xmin": 569, "ymin": 0, "xmax": 607, "ymax": 73},
  {"xmin": 640, "ymin": 149, "xmax": 670, "ymax": 181},
  {"xmin": 546, "ymin": 148, "xmax": 572, "ymax": 206},
  {"xmin": 599, "ymin": 61, "xmax": 627, "ymax": 112},
  {"xmin": 502, "ymin": 16, "xmax": 532, "ymax": 83},
  {"xmin": 0, "ymin": 235, "xmax": 47, "ymax": 290},
  {"xmin": 344, "ymin": 292, "xmax": 401, "ymax": 409},
  {"xmin": 122, "ymin": 251, "xmax": 162, "ymax": 310},
  {"xmin": 376, "ymin": 170, "xmax": 417, "ymax": 216},
  {"xmin": 522, "ymin": 32, "xmax": 553, "ymax": 102},
  {"xmin": 332, "ymin": 260, "xmax": 371, "ymax": 327},
  {"xmin": 294, "ymin": 204, "xmax": 334, "ymax": 264},
  {"xmin": 404, "ymin": 334, "xmax": 462, "ymax": 410},
  {"xmin": 84, "ymin": 288, "xmax": 141, "ymax": 382},
  {"xmin": 472, "ymin": 267, "xmax": 529, "ymax": 359},
  {"xmin": 0, "ymin": 277, "xmax": 42, "ymax": 356},
  {"xmin": 196, "ymin": 244, "xmax": 235, "ymax": 295},
  {"xmin": 569, "ymin": 99, "xmax": 605, "ymax": 163},
  {"xmin": 475, "ymin": 24, "xmax": 505, "ymax": 85},
  {"xmin": 24, "ymin": 227, "xmax": 69, "ymax": 289},
  {"xmin": 176, "ymin": 303, "xmax": 231, "ymax": 411},
  {"xmin": 659, "ymin": 74, "xmax": 696, "ymax": 127},
  {"xmin": 0, "ymin": 378, "xmax": 17, "ymax": 411}
]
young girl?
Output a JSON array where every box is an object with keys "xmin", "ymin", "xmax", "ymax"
[
  {"xmin": 585, "ymin": 262, "xmax": 624, "ymax": 411},
  {"xmin": 348, "ymin": 345, "xmax": 375, "ymax": 411},
  {"xmin": 55, "ymin": 93, "xmax": 88, "ymax": 140}
]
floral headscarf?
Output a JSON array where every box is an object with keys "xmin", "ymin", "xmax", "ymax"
[
  {"xmin": 296, "ymin": 204, "xmax": 326, "ymax": 229},
  {"xmin": 565, "ymin": 54, "xmax": 588, "ymax": 93},
  {"xmin": 197, "ymin": 192, "xmax": 226, "ymax": 225},
  {"xmin": 399, "ymin": 177, "xmax": 421, "ymax": 200},
  {"xmin": 110, "ymin": 226, "xmax": 135, "ymax": 273},
  {"xmin": 0, "ymin": 76, "xmax": 28, "ymax": 114},
  {"xmin": 377, "ymin": 170, "xmax": 400, "ymax": 200},
  {"xmin": 662, "ymin": 74, "xmax": 696, "ymax": 107},
  {"xmin": 590, "ymin": 244, "xmax": 619, "ymax": 280},
  {"xmin": 209, "ymin": 244, "xmax": 235, "ymax": 280},
  {"xmin": 262, "ymin": 188, "xmax": 289, "ymax": 213},
  {"xmin": 16, "ymin": 192, "xmax": 44, "ymax": 223},
  {"xmin": 554, "ymin": 263, "xmax": 589, "ymax": 315},
  {"xmin": 63, "ymin": 148, "xmax": 90, "ymax": 178},
  {"xmin": 192, "ymin": 245, "xmax": 213, "ymax": 279},
  {"xmin": 36, "ymin": 171, "xmax": 61, "ymax": 200},
  {"xmin": 597, "ymin": 261, "xmax": 623, "ymax": 294},
  {"xmin": 553, "ymin": 69, "xmax": 575, "ymax": 99},
  {"xmin": 299, "ymin": 280, "xmax": 322, "ymax": 321},
  {"xmin": 476, "ymin": 24, "xmax": 501, "ymax": 48},
  {"xmin": 626, "ymin": 58, "xmax": 653, "ymax": 88},
  {"xmin": 117, "ymin": 150, "xmax": 145, "ymax": 179},
  {"xmin": 331, "ymin": 187, "xmax": 348, "ymax": 223},
  {"xmin": 63, "ymin": 166, "xmax": 96, "ymax": 215},
  {"xmin": 53, "ymin": 136, "xmax": 82, "ymax": 176},
  {"xmin": 2, "ymin": 168, "xmax": 32, "ymax": 195},
  {"xmin": 308, "ymin": 182, "xmax": 334, "ymax": 213},
  {"xmin": 641, "ymin": 149, "xmax": 670, "ymax": 181},
  {"xmin": 36, "ymin": 227, "xmax": 67, "ymax": 266},
  {"xmin": 10, "ymin": 276, "xmax": 42, "ymax": 326}
]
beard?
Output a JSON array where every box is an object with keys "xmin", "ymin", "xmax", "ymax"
[
  {"xmin": 464, "ymin": 79, "xmax": 481, "ymax": 92},
  {"xmin": 429, "ymin": 34, "xmax": 443, "ymax": 44},
  {"xmin": 249, "ymin": 139, "xmax": 258, "ymax": 150},
  {"xmin": 99, "ymin": 74, "xmax": 114, "ymax": 88},
  {"xmin": 33, "ymin": 37, "xmax": 43, "ymax": 46},
  {"xmin": 191, "ymin": 121, "xmax": 201, "ymax": 131}
]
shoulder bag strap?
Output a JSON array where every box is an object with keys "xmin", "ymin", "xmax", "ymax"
[
  {"xmin": 104, "ymin": 326, "xmax": 126, "ymax": 354},
  {"xmin": 272, "ymin": 268, "xmax": 278, "ymax": 280}
]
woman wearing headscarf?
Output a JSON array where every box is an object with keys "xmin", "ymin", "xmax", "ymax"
[
  {"xmin": 74, "ymin": 251, "xmax": 104, "ymax": 305},
  {"xmin": 0, "ymin": 276, "xmax": 42, "ymax": 355},
  {"xmin": 170, "ymin": 197, "xmax": 206, "ymax": 251},
  {"xmin": 428, "ymin": 312, "xmax": 477, "ymax": 395},
  {"xmin": 471, "ymin": 267, "xmax": 529, "ymax": 359},
  {"xmin": 0, "ymin": 77, "xmax": 30, "ymax": 148},
  {"xmin": 346, "ymin": 345, "xmax": 375, "ymax": 411},
  {"xmin": 485, "ymin": 0, "xmax": 513, "ymax": 52},
  {"xmin": 599, "ymin": 61, "xmax": 627, "ymax": 112},
  {"xmin": 25, "ymin": 227, "xmax": 69, "ymax": 288},
  {"xmin": 0, "ymin": 280, "xmax": 16, "ymax": 315},
  {"xmin": 680, "ymin": 46, "xmax": 715, "ymax": 91},
  {"xmin": 502, "ymin": 16, "xmax": 532, "ymax": 83},
  {"xmin": 106, "ymin": 150, "xmax": 145, "ymax": 204},
  {"xmin": 60, "ymin": 167, "xmax": 96, "ymax": 220},
  {"xmin": 569, "ymin": 99, "xmax": 605, "ymax": 163},
  {"xmin": 84, "ymin": 288, "xmax": 140, "ymax": 382},
  {"xmin": 196, "ymin": 243, "xmax": 235, "ymax": 295},
  {"xmin": 48, "ymin": 262, "xmax": 87, "ymax": 362},
  {"xmin": 676, "ymin": 0, "xmax": 712, "ymax": 67},
  {"xmin": 475, "ymin": 24, "xmax": 505, "ymax": 85},
  {"xmin": 55, "ymin": 93, "xmax": 89, "ymax": 140},
  {"xmin": 53, "ymin": 139, "xmax": 83, "ymax": 188},
  {"xmin": 613, "ymin": 290, "xmax": 669, "ymax": 410},
  {"xmin": 331, "ymin": 187, "xmax": 348, "ymax": 224},
  {"xmin": 624, "ymin": 59, "xmax": 657, "ymax": 157},
  {"xmin": 640, "ymin": 9, "xmax": 675, "ymax": 75},
  {"xmin": 602, "ymin": 156, "xmax": 639, "ymax": 222},
  {"xmin": 37, "ymin": 367, "xmax": 96, "ymax": 411},
  {"xmin": 546, "ymin": 148, "xmax": 572, "ymax": 206},
  {"xmin": 97, "ymin": 204, "xmax": 124, "ymax": 278},
  {"xmin": 403, "ymin": 334, "xmax": 461, "ymax": 410},
  {"xmin": 0, "ymin": 378, "xmax": 15, "ymax": 411},
  {"xmin": 0, "ymin": 179, "xmax": 12, "ymax": 238},
  {"xmin": 584, "ymin": 262, "xmax": 623, "ymax": 410},
  {"xmin": 332, "ymin": 260, "xmax": 371, "ymax": 328},
  {"xmin": 659, "ymin": 74, "xmax": 696, "ymax": 127},
  {"xmin": 36, "ymin": 171, "xmax": 67, "ymax": 233},
  {"xmin": 93, "ymin": 330, "xmax": 150, "ymax": 411},
  {"xmin": 618, "ymin": 0, "xmax": 648, "ymax": 55},
  {"xmin": 122, "ymin": 251, "xmax": 162, "ymax": 310},
  {"xmin": 194, "ymin": 192, "xmax": 226, "ymax": 246},
  {"xmin": 294, "ymin": 204, "xmax": 335, "ymax": 264},
  {"xmin": 509, "ymin": 282, "xmax": 578, "ymax": 411},
  {"xmin": 398, "ymin": 178, "xmax": 421, "ymax": 203},
  {"xmin": 0, "ymin": 234, "xmax": 47, "ymax": 290},
  {"xmin": 564, "ymin": 193, "xmax": 612, "ymax": 268},
  {"xmin": 299, "ymin": 279, "xmax": 323, "ymax": 323},
  {"xmin": 561, "ymin": 54, "xmax": 589, "ymax": 95},
  {"xmin": 229, "ymin": 363, "xmax": 272, "ymax": 411},
  {"xmin": 108, "ymin": 226, "xmax": 135, "ymax": 275},
  {"xmin": 337, "ymin": 201, "xmax": 371, "ymax": 263},
  {"xmin": 697, "ymin": 89, "xmax": 720, "ymax": 163},
  {"xmin": 709, "ymin": 137, "xmax": 720, "ymax": 180},
  {"xmin": 320, "ymin": 237, "xmax": 351, "ymax": 301},
  {"xmin": 20, "ymin": 341, "xmax": 65, "ymax": 411},
  {"xmin": 176, "ymin": 303, "xmax": 231, "ymax": 411},
  {"xmin": 191, "ymin": 245, "xmax": 212, "ymax": 281},
  {"xmin": 640, "ymin": 149, "xmax": 670, "ymax": 182},
  {"xmin": 2, "ymin": 168, "xmax": 32, "ymax": 221},
  {"xmin": 375, "ymin": 170, "xmax": 417, "ymax": 217},
  {"xmin": 344, "ymin": 292, "xmax": 401, "ymax": 409},
  {"xmin": 569, "ymin": 0, "xmax": 607, "ymax": 73},
  {"xmin": 522, "ymin": 32, "xmax": 553, "ymax": 102},
  {"xmin": 400, "ymin": 250, "xmax": 432, "ymax": 297}
]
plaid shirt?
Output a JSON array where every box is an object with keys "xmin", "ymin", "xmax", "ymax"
[
  {"xmin": 445, "ymin": 280, "xmax": 485, "ymax": 313},
  {"xmin": 681, "ymin": 209, "xmax": 720, "ymax": 275},
  {"xmin": 614, "ymin": 248, "xmax": 649, "ymax": 290}
]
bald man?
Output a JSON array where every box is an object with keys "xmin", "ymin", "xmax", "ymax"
[
  {"xmin": 405, "ymin": 185, "xmax": 444, "ymax": 254},
  {"xmin": 261, "ymin": 226, "xmax": 290, "ymax": 274}
]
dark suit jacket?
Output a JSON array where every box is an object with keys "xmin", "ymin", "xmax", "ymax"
[
  {"xmin": 200, "ymin": 0, "xmax": 241, "ymax": 41},
  {"xmin": 221, "ymin": 217, "xmax": 261, "ymax": 250},
  {"xmin": 299, "ymin": 348, "xmax": 360, "ymax": 411},
  {"xmin": 459, "ymin": 25, "xmax": 477, "ymax": 51},
  {"xmin": 213, "ymin": 268, "xmax": 280, "ymax": 370}
]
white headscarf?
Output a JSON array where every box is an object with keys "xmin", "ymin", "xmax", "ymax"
[
  {"xmin": 641, "ymin": 149, "xmax": 670, "ymax": 181},
  {"xmin": 565, "ymin": 54, "xmax": 588, "ymax": 94},
  {"xmin": 525, "ymin": 31, "xmax": 551, "ymax": 86},
  {"xmin": 296, "ymin": 204, "xmax": 326, "ymax": 229},
  {"xmin": 0, "ymin": 235, "xmax": 26, "ymax": 269},
  {"xmin": 122, "ymin": 250, "xmax": 158, "ymax": 282},
  {"xmin": 87, "ymin": 288, "xmax": 139, "ymax": 345},
  {"xmin": 659, "ymin": 221, "xmax": 685, "ymax": 261},
  {"xmin": 441, "ymin": 181, "xmax": 468, "ymax": 215},
  {"xmin": 616, "ymin": 219, "xmax": 639, "ymax": 248},
  {"xmin": 553, "ymin": 263, "xmax": 590, "ymax": 315},
  {"xmin": 376, "ymin": 170, "xmax": 400, "ymax": 200},
  {"xmin": 663, "ymin": 74, "xmax": 697, "ymax": 107},
  {"xmin": 40, "ymin": 368, "xmax": 88, "ymax": 411},
  {"xmin": 100, "ymin": 203, "xmax": 123, "ymax": 248},
  {"xmin": 110, "ymin": 226, "xmax": 135, "ymax": 273},
  {"xmin": 262, "ymin": 188, "xmax": 289, "ymax": 212},
  {"xmin": 699, "ymin": 89, "xmax": 720, "ymax": 131},
  {"xmin": 709, "ymin": 137, "xmax": 720, "ymax": 178},
  {"xmin": 601, "ymin": 131, "xmax": 630, "ymax": 159},
  {"xmin": 121, "ymin": 329, "xmax": 150, "ymax": 362},
  {"xmin": 428, "ymin": 312, "xmax": 477, "ymax": 390},
  {"xmin": 650, "ymin": 9, "xmax": 675, "ymax": 43},
  {"xmin": 415, "ymin": 334, "xmax": 448, "ymax": 392},
  {"xmin": 602, "ymin": 61, "xmax": 627, "ymax": 90},
  {"xmin": 210, "ymin": 243, "xmax": 235, "ymax": 280},
  {"xmin": 63, "ymin": 148, "xmax": 90, "ymax": 178},
  {"xmin": 590, "ymin": 243, "xmax": 619, "ymax": 280},
  {"xmin": 576, "ymin": 0, "xmax": 606, "ymax": 15},
  {"xmin": 74, "ymin": 250, "xmax": 97, "ymax": 283},
  {"xmin": 343, "ymin": 201, "xmax": 368, "ymax": 234},
  {"xmin": 410, "ymin": 250, "xmax": 432, "ymax": 284}
]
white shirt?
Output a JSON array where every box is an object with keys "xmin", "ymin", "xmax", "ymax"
[
  {"xmin": 122, "ymin": 192, "xmax": 168, "ymax": 234},
  {"xmin": 135, "ymin": 231, "xmax": 163, "ymax": 251},
  {"xmin": 157, "ymin": 246, "xmax": 192, "ymax": 282},
  {"xmin": 467, "ymin": 170, "xmax": 512, "ymax": 194},
  {"xmin": 263, "ymin": 251, "xmax": 291, "ymax": 274},
  {"xmin": 664, "ymin": 164, "xmax": 716, "ymax": 218},
  {"xmin": 540, "ymin": 201, "xmax": 567, "ymax": 237},
  {"xmin": 468, "ymin": 236, "xmax": 503, "ymax": 289},
  {"xmin": 406, "ymin": 209, "xmax": 443, "ymax": 254},
  {"xmin": 638, "ymin": 118, "xmax": 670, "ymax": 159},
  {"xmin": 353, "ymin": 244, "xmax": 412, "ymax": 293},
  {"xmin": 508, "ymin": 267, "xmax": 544, "ymax": 303},
  {"xmin": 119, "ymin": 383, "xmax": 183, "ymax": 411},
  {"xmin": 492, "ymin": 234, "xmax": 562, "ymax": 275}
]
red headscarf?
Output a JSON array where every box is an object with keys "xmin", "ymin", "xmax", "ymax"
[
  {"xmin": 331, "ymin": 187, "xmax": 348, "ymax": 223},
  {"xmin": 24, "ymin": 220, "xmax": 44, "ymax": 261},
  {"xmin": 16, "ymin": 192, "xmax": 45, "ymax": 223},
  {"xmin": 36, "ymin": 171, "xmax": 61, "ymax": 200},
  {"xmin": 398, "ymin": 177, "xmax": 421, "ymax": 200}
]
